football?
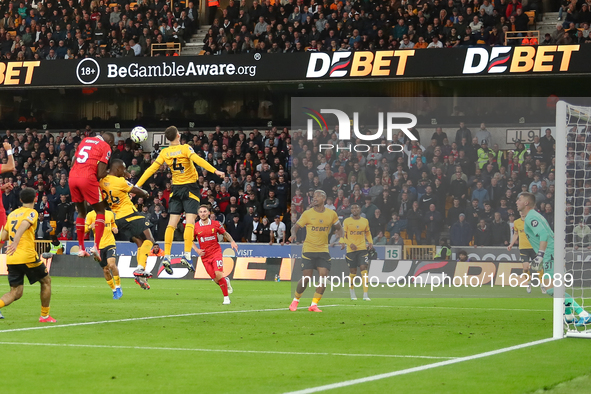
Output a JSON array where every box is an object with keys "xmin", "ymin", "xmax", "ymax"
[{"xmin": 130, "ymin": 126, "xmax": 148, "ymax": 143}]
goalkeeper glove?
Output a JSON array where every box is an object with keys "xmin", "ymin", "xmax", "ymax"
[{"xmin": 531, "ymin": 251, "xmax": 544, "ymax": 271}]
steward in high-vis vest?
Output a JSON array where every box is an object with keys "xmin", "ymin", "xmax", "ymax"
[
  {"xmin": 514, "ymin": 141, "xmax": 527, "ymax": 165},
  {"xmin": 435, "ymin": 238, "xmax": 451, "ymax": 259},
  {"xmin": 208, "ymin": 0, "xmax": 219, "ymax": 24},
  {"xmin": 477, "ymin": 142, "xmax": 493, "ymax": 169}
]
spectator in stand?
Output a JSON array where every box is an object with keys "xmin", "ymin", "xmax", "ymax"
[
  {"xmin": 450, "ymin": 213, "xmax": 473, "ymax": 246},
  {"xmin": 474, "ymin": 219, "xmax": 492, "ymax": 246},
  {"xmin": 149, "ymin": 243, "xmax": 165, "ymax": 257},
  {"xmin": 490, "ymin": 212, "xmax": 511, "ymax": 246}
]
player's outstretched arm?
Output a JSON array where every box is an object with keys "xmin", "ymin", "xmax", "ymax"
[
  {"xmin": 1, "ymin": 142, "xmax": 15, "ymax": 173},
  {"xmin": 507, "ymin": 231, "xmax": 518, "ymax": 251},
  {"xmin": 97, "ymin": 161, "xmax": 109, "ymax": 180},
  {"xmin": 130, "ymin": 186, "xmax": 149, "ymax": 199},
  {"xmin": 289, "ymin": 223, "xmax": 301, "ymax": 243},
  {"xmin": 192, "ymin": 243, "xmax": 204, "ymax": 256},
  {"xmin": 136, "ymin": 160, "xmax": 162, "ymax": 188},
  {"xmin": 188, "ymin": 150, "xmax": 221, "ymax": 176},
  {"xmin": 333, "ymin": 221, "xmax": 344, "ymax": 240},
  {"xmin": 223, "ymin": 232, "xmax": 238, "ymax": 252},
  {"xmin": 6, "ymin": 221, "xmax": 31, "ymax": 256}
]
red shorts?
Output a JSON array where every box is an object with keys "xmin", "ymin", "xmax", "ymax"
[
  {"xmin": 69, "ymin": 177, "xmax": 103, "ymax": 205},
  {"xmin": 201, "ymin": 254, "xmax": 224, "ymax": 279}
]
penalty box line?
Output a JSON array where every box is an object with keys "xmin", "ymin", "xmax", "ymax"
[
  {"xmin": 0, "ymin": 305, "xmax": 343, "ymax": 334},
  {"xmin": 284, "ymin": 337, "xmax": 559, "ymax": 394},
  {"xmin": 0, "ymin": 342, "xmax": 456, "ymax": 360}
]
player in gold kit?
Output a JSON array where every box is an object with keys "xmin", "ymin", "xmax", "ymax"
[
  {"xmin": 341, "ymin": 203, "xmax": 373, "ymax": 301},
  {"xmin": 289, "ymin": 190, "xmax": 343, "ymax": 312},
  {"xmin": 101, "ymin": 159, "xmax": 156, "ymax": 289},
  {"xmin": 0, "ymin": 188, "xmax": 56, "ymax": 322},
  {"xmin": 136, "ymin": 126, "xmax": 225, "ymax": 274}
]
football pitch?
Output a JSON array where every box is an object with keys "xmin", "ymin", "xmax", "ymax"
[{"xmin": 1, "ymin": 277, "xmax": 590, "ymax": 394}]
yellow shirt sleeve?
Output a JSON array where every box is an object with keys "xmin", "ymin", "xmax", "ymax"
[
  {"xmin": 24, "ymin": 209, "xmax": 37, "ymax": 225},
  {"xmin": 297, "ymin": 210, "xmax": 309, "ymax": 228},
  {"xmin": 85, "ymin": 211, "xmax": 96, "ymax": 233},
  {"xmin": 136, "ymin": 151, "xmax": 164, "ymax": 187},
  {"xmin": 365, "ymin": 220, "xmax": 373, "ymax": 242},
  {"xmin": 186, "ymin": 145, "xmax": 217, "ymax": 174}
]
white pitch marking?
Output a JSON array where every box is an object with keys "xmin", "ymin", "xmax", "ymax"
[
  {"xmin": 284, "ymin": 337, "xmax": 559, "ymax": 394},
  {"xmin": 332, "ymin": 304, "xmax": 551, "ymax": 312},
  {"xmin": 0, "ymin": 342, "xmax": 456, "ymax": 360},
  {"xmin": 0, "ymin": 305, "xmax": 341, "ymax": 333}
]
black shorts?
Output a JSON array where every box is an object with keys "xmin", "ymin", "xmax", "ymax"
[
  {"xmin": 169, "ymin": 183, "xmax": 201, "ymax": 215},
  {"xmin": 346, "ymin": 250, "xmax": 369, "ymax": 269},
  {"xmin": 301, "ymin": 252, "xmax": 331, "ymax": 271},
  {"xmin": 99, "ymin": 245, "xmax": 117, "ymax": 268},
  {"xmin": 520, "ymin": 249, "xmax": 537, "ymax": 262},
  {"xmin": 116, "ymin": 214, "xmax": 150, "ymax": 243},
  {"xmin": 7, "ymin": 262, "xmax": 48, "ymax": 287}
]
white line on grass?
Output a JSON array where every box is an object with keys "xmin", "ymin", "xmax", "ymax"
[
  {"xmin": 0, "ymin": 305, "xmax": 341, "ymax": 333},
  {"xmin": 284, "ymin": 337, "xmax": 559, "ymax": 394},
  {"xmin": 333, "ymin": 305, "xmax": 551, "ymax": 312},
  {"xmin": 0, "ymin": 342, "xmax": 456, "ymax": 360}
]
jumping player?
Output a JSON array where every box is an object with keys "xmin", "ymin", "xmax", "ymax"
[
  {"xmin": 341, "ymin": 203, "xmax": 373, "ymax": 301},
  {"xmin": 289, "ymin": 190, "xmax": 343, "ymax": 312},
  {"xmin": 100, "ymin": 159, "xmax": 155, "ymax": 289},
  {"xmin": 136, "ymin": 126, "xmax": 224, "ymax": 274},
  {"xmin": 0, "ymin": 188, "xmax": 56, "ymax": 322},
  {"xmin": 69, "ymin": 132, "xmax": 114, "ymax": 259},
  {"xmin": 194, "ymin": 205, "xmax": 237, "ymax": 305},
  {"xmin": 517, "ymin": 192, "xmax": 591, "ymax": 326},
  {"xmin": 85, "ymin": 210, "xmax": 123, "ymax": 298}
]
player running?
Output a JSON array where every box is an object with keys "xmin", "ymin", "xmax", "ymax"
[
  {"xmin": 69, "ymin": 132, "xmax": 114, "ymax": 259},
  {"xmin": 0, "ymin": 188, "xmax": 56, "ymax": 322},
  {"xmin": 508, "ymin": 212, "xmax": 546, "ymax": 294},
  {"xmin": 289, "ymin": 190, "xmax": 343, "ymax": 312},
  {"xmin": 341, "ymin": 203, "xmax": 373, "ymax": 301},
  {"xmin": 85, "ymin": 210, "xmax": 123, "ymax": 299},
  {"xmin": 193, "ymin": 205, "xmax": 237, "ymax": 305},
  {"xmin": 100, "ymin": 159, "xmax": 156, "ymax": 289},
  {"xmin": 136, "ymin": 126, "xmax": 224, "ymax": 274},
  {"xmin": 517, "ymin": 192, "xmax": 591, "ymax": 327}
]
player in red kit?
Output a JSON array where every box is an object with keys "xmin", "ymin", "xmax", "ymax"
[
  {"xmin": 0, "ymin": 142, "xmax": 16, "ymax": 236},
  {"xmin": 193, "ymin": 205, "xmax": 238, "ymax": 305},
  {"xmin": 69, "ymin": 132, "xmax": 115, "ymax": 259}
]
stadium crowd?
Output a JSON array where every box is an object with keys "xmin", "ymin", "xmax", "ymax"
[
  {"xmin": 291, "ymin": 122, "xmax": 560, "ymax": 247},
  {"xmin": 0, "ymin": 126, "xmax": 292, "ymax": 245},
  {"xmin": 0, "ymin": 0, "xmax": 197, "ymax": 60},
  {"xmin": 201, "ymin": 0, "xmax": 554, "ymax": 55}
]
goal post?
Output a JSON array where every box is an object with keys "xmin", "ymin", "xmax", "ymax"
[{"xmin": 555, "ymin": 100, "xmax": 591, "ymax": 339}]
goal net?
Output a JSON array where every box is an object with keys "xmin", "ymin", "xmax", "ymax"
[{"xmin": 556, "ymin": 101, "xmax": 591, "ymax": 338}]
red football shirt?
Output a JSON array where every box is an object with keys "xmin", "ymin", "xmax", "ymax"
[
  {"xmin": 71, "ymin": 136, "xmax": 112, "ymax": 178},
  {"xmin": 194, "ymin": 219, "xmax": 226, "ymax": 257}
]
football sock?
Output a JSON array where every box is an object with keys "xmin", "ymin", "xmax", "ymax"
[
  {"xmin": 41, "ymin": 306, "xmax": 50, "ymax": 318},
  {"xmin": 0, "ymin": 300, "xmax": 5, "ymax": 308},
  {"xmin": 137, "ymin": 240, "xmax": 153, "ymax": 269},
  {"xmin": 164, "ymin": 226, "xmax": 175, "ymax": 256},
  {"xmin": 311, "ymin": 292, "xmax": 322, "ymax": 306},
  {"xmin": 106, "ymin": 279, "xmax": 116, "ymax": 290},
  {"xmin": 294, "ymin": 291, "xmax": 303, "ymax": 301},
  {"xmin": 76, "ymin": 217, "xmax": 85, "ymax": 249},
  {"xmin": 218, "ymin": 277, "xmax": 229, "ymax": 296},
  {"xmin": 523, "ymin": 268, "xmax": 530, "ymax": 281},
  {"xmin": 184, "ymin": 224, "xmax": 194, "ymax": 255},
  {"xmin": 549, "ymin": 289, "xmax": 585, "ymax": 315},
  {"xmin": 113, "ymin": 275, "xmax": 121, "ymax": 288},
  {"xmin": 361, "ymin": 270, "xmax": 369, "ymax": 293},
  {"xmin": 94, "ymin": 213, "xmax": 105, "ymax": 250},
  {"xmin": 349, "ymin": 273, "xmax": 356, "ymax": 289}
]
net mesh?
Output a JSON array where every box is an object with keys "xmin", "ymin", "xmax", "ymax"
[{"xmin": 562, "ymin": 103, "xmax": 591, "ymax": 335}]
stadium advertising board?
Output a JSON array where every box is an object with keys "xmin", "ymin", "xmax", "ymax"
[{"xmin": 0, "ymin": 45, "xmax": 588, "ymax": 88}]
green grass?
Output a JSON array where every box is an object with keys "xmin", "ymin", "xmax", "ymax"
[{"xmin": 0, "ymin": 277, "xmax": 590, "ymax": 394}]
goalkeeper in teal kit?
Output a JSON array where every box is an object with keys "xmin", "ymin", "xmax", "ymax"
[{"xmin": 517, "ymin": 192, "xmax": 591, "ymax": 327}]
